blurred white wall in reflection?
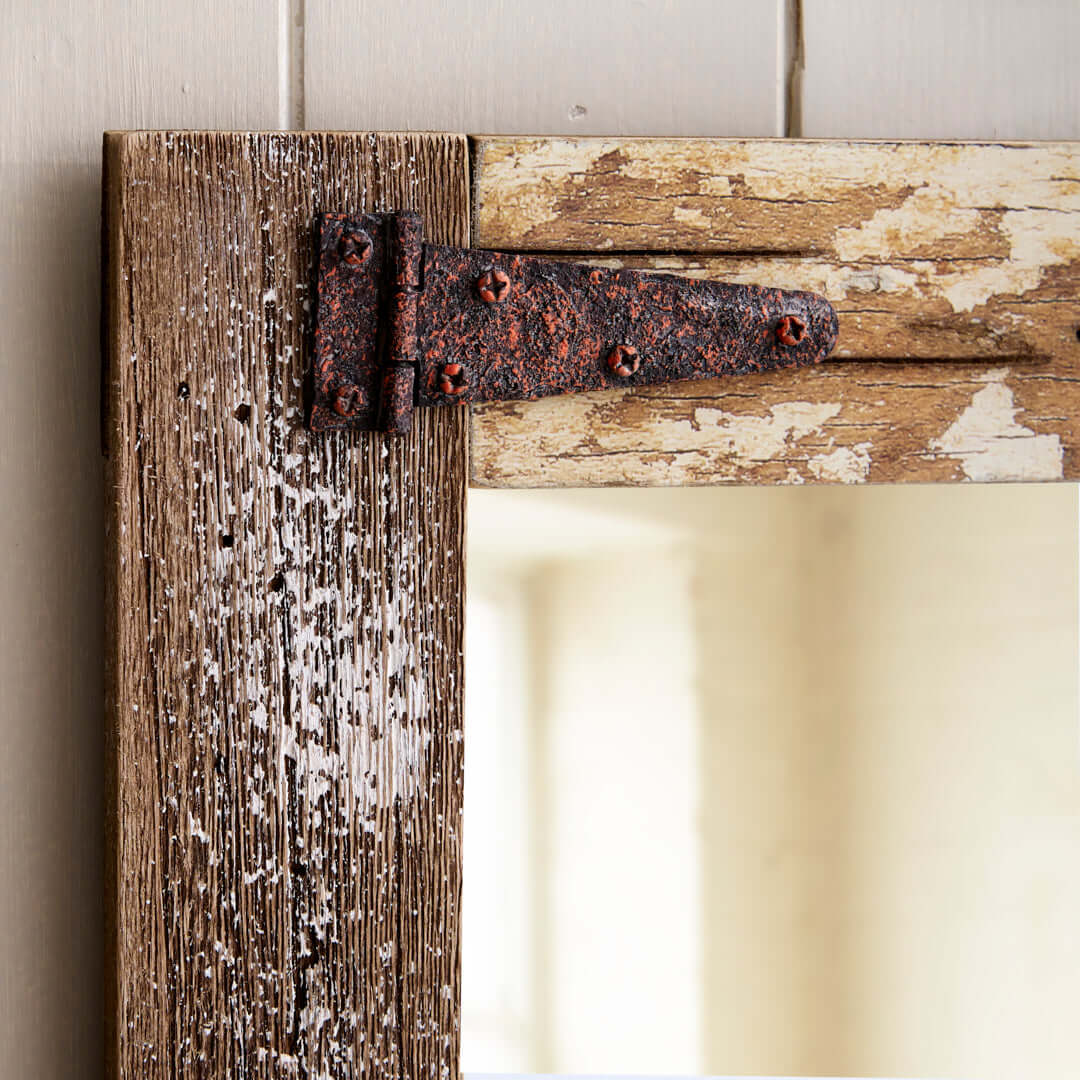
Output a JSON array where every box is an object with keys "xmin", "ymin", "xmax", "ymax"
[{"xmin": 462, "ymin": 485, "xmax": 1080, "ymax": 1080}]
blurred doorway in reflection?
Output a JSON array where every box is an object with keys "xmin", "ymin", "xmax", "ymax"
[{"xmin": 462, "ymin": 485, "xmax": 1080, "ymax": 1080}]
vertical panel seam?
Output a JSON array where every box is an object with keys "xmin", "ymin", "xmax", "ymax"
[
  {"xmin": 279, "ymin": 0, "xmax": 306, "ymax": 128},
  {"xmin": 779, "ymin": 0, "xmax": 804, "ymax": 137}
]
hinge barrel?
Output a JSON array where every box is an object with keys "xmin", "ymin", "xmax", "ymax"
[{"xmin": 378, "ymin": 213, "xmax": 423, "ymax": 433}]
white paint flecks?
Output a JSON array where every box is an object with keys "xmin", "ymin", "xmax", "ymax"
[{"xmin": 929, "ymin": 370, "xmax": 1064, "ymax": 481}]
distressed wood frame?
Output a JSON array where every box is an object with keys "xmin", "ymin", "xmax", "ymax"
[
  {"xmin": 472, "ymin": 138, "xmax": 1080, "ymax": 486},
  {"xmin": 104, "ymin": 132, "xmax": 1080, "ymax": 1079},
  {"xmin": 104, "ymin": 132, "xmax": 469, "ymax": 1079}
]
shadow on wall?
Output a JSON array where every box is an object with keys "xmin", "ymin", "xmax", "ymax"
[
  {"xmin": 463, "ymin": 483, "xmax": 1080, "ymax": 1080},
  {"xmin": 0, "ymin": 160, "xmax": 105, "ymax": 1074}
]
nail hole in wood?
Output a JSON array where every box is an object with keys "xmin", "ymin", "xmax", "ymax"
[
  {"xmin": 220, "ymin": 533, "xmax": 234, "ymax": 549},
  {"xmin": 178, "ymin": 381, "xmax": 190, "ymax": 400},
  {"xmin": 234, "ymin": 403, "xmax": 251, "ymax": 423},
  {"xmin": 269, "ymin": 571, "xmax": 285, "ymax": 592}
]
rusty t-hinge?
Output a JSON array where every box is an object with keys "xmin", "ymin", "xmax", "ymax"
[{"xmin": 309, "ymin": 211, "xmax": 838, "ymax": 433}]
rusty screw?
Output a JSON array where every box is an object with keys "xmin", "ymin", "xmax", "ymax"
[
  {"xmin": 776, "ymin": 315, "xmax": 806, "ymax": 347},
  {"xmin": 476, "ymin": 268, "xmax": 511, "ymax": 304},
  {"xmin": 439, "ymin": 363, "xmax": 467, "ymax": 396},
  {"xmin": 607, "ymin": 344, "xmax": 640, "ymax": 377},
  {"xmin": 333, "ymin": 384, "xmax": 361, "ymax": 416},
  {"xmin": 339, "ymin": 229, "xmax": 372, "ymax": 266}
]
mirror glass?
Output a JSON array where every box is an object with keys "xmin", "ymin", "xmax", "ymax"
[{"xmin": 461, "ymin": 485, "xmax": 1079, "ymax": 1080}]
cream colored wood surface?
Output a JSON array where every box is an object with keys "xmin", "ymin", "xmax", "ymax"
[
  {"xmin": 304, "ymin": 1, "xmax": 782, "ymax": 135},
  {"xmin": 1, "ymin": 5, "xmax": 277, "ymax": 1074},
  {"xmin": 470, "ymin": 137, "xmax": 1080, "ymax": 487},
  {"xmin": 802, "ymin": 0, "xmax": 1080, "ymax": 139}
]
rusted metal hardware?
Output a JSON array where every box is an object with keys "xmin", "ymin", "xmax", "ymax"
[{"xmin": 311, "ymin": 211, "xmax": 838, "ymax": 433}]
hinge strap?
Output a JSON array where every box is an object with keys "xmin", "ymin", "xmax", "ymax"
[{"xmin": 311, "ymin": 211, "xmax": 839, "ymax": 434}]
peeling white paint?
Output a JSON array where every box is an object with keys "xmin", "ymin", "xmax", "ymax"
[
  {"xmin": 480, "ymin": 141, "xmax": 1080, "ymax": 320},
  {"xmin": 698, "ymin": 400, "xmax": 842, "ymax": 462},
  {"xmin": 936, "ymin": 206, "xmax": 1079, "ymax": 312},
  {"xmin": 831, "ymin": 164, "xmax": 1080, "ymax": 313},
  {"xmin": 929, "ymin": 369, "xmax": 1064, "ymax": 481},
  {"xmin": 808, "ymin": 442, "xmax": 873, "ymax": 483},
  {"xmin": 835, "ymin": 190, "xmax": 977, "ymax": 264},
  {"xmin": 672, "ymin": 204, "xmax": 715, "ymax": 231},
  {"xmin": 829, "ymin": 263, "xmax": 921, "ymax": 297}
]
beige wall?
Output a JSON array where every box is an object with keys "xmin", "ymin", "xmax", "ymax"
[
  {"xmin": 2, "ymin": 0, "xmax": 1078, "ymax": 1074},
  {"xmin": 465, "ymin": 486, "xmax": 1079, "ymax": 1078},
  {"xmin": 695, "ymin": 485, "xmax": 1080, "ymax": 1078}
]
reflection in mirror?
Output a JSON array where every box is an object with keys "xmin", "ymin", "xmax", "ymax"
[{"xmin": 461, "ymin": 485, "xmax": 1079, "ymax": 1080}]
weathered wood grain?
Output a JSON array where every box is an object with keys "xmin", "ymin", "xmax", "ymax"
[
  {"xmin": 104, "ymin": 131, "xmax": 468, "ymax": 1079},
  {"xmin": 470, "ymin": 137, "xmax": 1080, "ymax": 485}
]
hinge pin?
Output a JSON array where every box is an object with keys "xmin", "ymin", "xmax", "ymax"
[{"xmin": 376, "ymin": 214, "xmax": 423, "ymax": 434}]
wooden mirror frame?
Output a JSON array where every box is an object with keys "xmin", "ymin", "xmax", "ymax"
[{"xmin": 102, "ymin": 131, "xmax": 1080, "ymax": 1078}]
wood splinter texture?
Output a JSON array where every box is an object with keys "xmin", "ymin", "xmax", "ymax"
[
  {"xmin": 470, "ymin": 137, "xmax": 1080, "ymax": 486},
  {"xmin": 104, "ymin": 131, "xmax": 468, "ymax": 1079}
]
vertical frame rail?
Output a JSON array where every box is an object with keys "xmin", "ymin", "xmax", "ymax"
[{"xmin": 104, "ymin": 131, "xmax": 469, "ymax": 1079}]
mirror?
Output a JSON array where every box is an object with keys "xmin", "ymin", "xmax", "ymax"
[{"xmin": 461, "ymin": 485, "xmax": 1079, "ymax": 1079}]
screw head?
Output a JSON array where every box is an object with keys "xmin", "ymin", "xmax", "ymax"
[
  {"xmin": 339, "ymin": 229, "xmax": 372, "ymax": 266},
  {"xmin": 476, "ymin": 268, "xmax": 511, "ymax": 304},
  {"xmin": 438, "ymin": 363, "xmax": 467, "ymax": 396},
  {"xmin": 607, "ymin": 344, "xmax": 640, "ymax": 378},
  {"xmin": 333, "ymin": 384, "xmax": 361, "ymax": 416},
  {"xmin": 776, "ymin": 315, "xmax": 806, "ymax": 347}
]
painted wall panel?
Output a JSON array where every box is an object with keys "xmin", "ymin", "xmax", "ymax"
[
  {"xmin": 802, "ymin": 0, "xmax": 1080, "ymax": 138},
  {"xmin": 304, "ymin": 0, "xmax": 781, "ymax": 135},
  {"xmin": 0, "ymin": 4, "xmax": 278, "ymax": 1074}
]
